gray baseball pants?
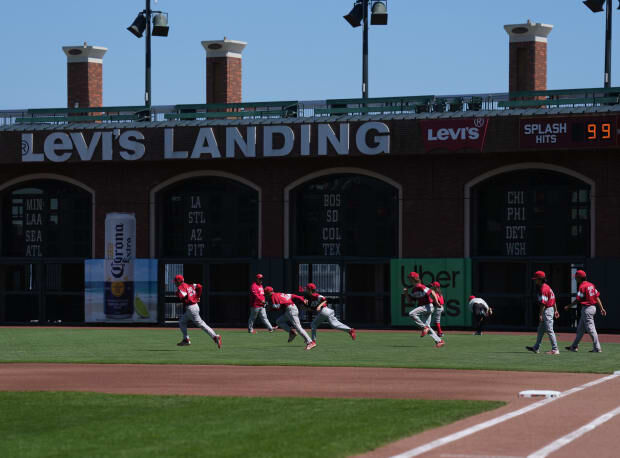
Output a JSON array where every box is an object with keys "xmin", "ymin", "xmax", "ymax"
[
  {"xmin": 570, "ymin": 305, "xmax": 602, "ymax": 351},
  {"xmin": 179, "ymin": 304, "xmax": 217, "ymax": 340},
  {"xmin": 425, "ymin": 305, "xmax": 443, "ymax": 327},
  {"xmin": 533, "ymin": 307, "xmax": 558, "ymax": 351},
  {"xmin": 311, "ymin": 307, "xmax": 351, "ymax": 341},
  {"xmin": 248, "ymin": 306, "xmax": 274, "ymax": 332},
  {"xmin": 276, "ymin": 305, "xmax": 312, "ymax": 344},
  {"xmin": 409, "ymin": 305, "xmax": 441, "ymax": 344}
]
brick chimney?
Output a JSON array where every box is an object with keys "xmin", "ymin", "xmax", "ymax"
[
  {"xmin": 201, "ymin": 39, "xmax": 247, "ymax": 104},
  {"xmin": 62, "ymin": 43, "xmax": 107, "ymax": 108},
  {"xmin": 504, "ymin": 20, "xmax": 553, "ymax": 92}
]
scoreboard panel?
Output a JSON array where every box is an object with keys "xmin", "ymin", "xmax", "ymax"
[{"xmin": 520, "ymin": 116, "xmax": 618, "ymax": 149}]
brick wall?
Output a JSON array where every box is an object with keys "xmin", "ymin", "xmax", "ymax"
[
  {"xmin": 508, "ymin": 41, "xmax": 547, "ymax": 92},
  {"xmin": 67, "ymin": 62, "xmax": 103, "ymax": 108},
  {"xmin": 2, "ymin": 146, "xmax": 618, "ymax": 260},
  {"xmin": 206, "ymin": 57, "xmax": 242, "ymax": 104}
]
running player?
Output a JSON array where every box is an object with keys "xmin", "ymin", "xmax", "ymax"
[
  {"xmin": 468, "ymin": 295, "xmax": 492, "ymax": 336},
  {"xmin": 174, "ymin": 275, "xmax": 222, "ymax": 349},
  {"xmin": 564, "ymin": 270, "xmax": 607, "ymax": 353},
  {"xmin": 248, "ymin": 273, "xmax": 275, "ymax": 333},
  {"xmin": 403, "ymin": 272, "xmax": 445, "ymax": 348},
  {"xmin": 526, "ymin": 271, "xmax": 560, "ymax": 355},
  {"xmin": 425, "ymin": 281, "xmax": 444, "ymax": 337},
  {"xmin": 304, "ymin": 283, "xmax": 355, "ymax": 342},
  {"xmin": 264, "ymin": 287, "xmax": 316, "ymax": 350}
]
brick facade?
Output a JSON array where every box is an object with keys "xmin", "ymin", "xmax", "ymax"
[
  {"xmin": 67, "ymin": 62, "xmax": 103, "ymax": 108},
  {"xmin": 1, "ymin": 116, "xmax": 619, "ymax": 260},
  {"xmin": 206, "ymin": 57, "xmax": 242, "ymax": 104},
  {"xmin": 508, "ymin": 41, "xmax": 547, "ymax": 92}
]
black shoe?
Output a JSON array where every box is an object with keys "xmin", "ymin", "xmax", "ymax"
[
  {"xmin": 565, "ymin": 346, "xmax": 578, "ymax": 352},
  {"xmin": 526, "ymin": 346, "xmax": 539, "ymax": 354}
]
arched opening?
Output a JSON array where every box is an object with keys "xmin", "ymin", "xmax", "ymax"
[
  {"xmin": 154, "ymin": 174, "xmax": 260, "ymax": 326},
  {"xmin": 286, "ymin": 170, "xmax": 401, "ymax": 327},
  {"xmin": 466, "ymin": 166, "xmax": 593, "ymax": 330},
  {"xmin": 0, "ymin": 179, "xmax": 93, "ymax": 323}
]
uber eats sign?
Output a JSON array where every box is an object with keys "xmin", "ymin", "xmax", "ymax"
[{"xmin": 390, "ymin": 259, "xmax": 472, "ymax": 326}]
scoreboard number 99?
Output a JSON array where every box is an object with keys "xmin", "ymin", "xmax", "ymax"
[
  {"xmin": 571, "ymin": 117, "xmax": 617, "ymax": 145},
  {"xmin": 587, "ymin": 122, "xmax": 612, "ymax": 140}
]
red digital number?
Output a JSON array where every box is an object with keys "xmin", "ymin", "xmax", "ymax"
[
  {"xmin": 587, "ymin": 124, "xmax": 597, "ymax": 140},
  {"xmin": 602, "ymin": 123, "xmax": 611, "ymax": 139}
]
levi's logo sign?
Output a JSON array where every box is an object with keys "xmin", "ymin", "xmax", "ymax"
[
  {"xmin": 420, "ymin": 118, "xmax": 489, "ymax": 152},
  {"xmin": 427, "ymin": 126, "xmax": 480, "ymax": 141}
]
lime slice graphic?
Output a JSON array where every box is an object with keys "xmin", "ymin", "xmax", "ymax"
[{"xmin": 135, "ymin": 296, "xmax": 150, "ymax": 318}]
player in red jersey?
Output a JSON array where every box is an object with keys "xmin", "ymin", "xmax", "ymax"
[
  {"xmin": 264, "ymin": 287, "xmax": 316, "ymax": 350},
  {"xmin": 248, "ymin": 274, "xmax": 275, "ymax": 333},
  {"xmin": 174, "ymin": 274, "xmax": 222, "ymax": 349},
  {"xmin": 564, "ymin": 270, "xmax": 606, "ymax": 353},
  {"xmin": 303, "ymin": 283, "xmax": 355, "ymax": 342},
  {"xmin": 526, "ymin": 271, "xmax": 560, "ymax": 355},
  {"xmin": 403, "ymin": 272, "xmax": 445, "ymax": 348},
  {"xmin": 425, "ymin": 281, "xmax": 444, "ymax": 337}
]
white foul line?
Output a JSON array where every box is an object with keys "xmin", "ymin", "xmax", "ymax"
[
  {"xmin": 390, "ymin": 373, "xmax": 619, "ymax": 458},
  {"xmin": 527, "ymin": 404, "xmax": 620, "ymax": 458}
]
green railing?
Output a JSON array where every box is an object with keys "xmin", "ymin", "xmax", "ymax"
[{"xmin": 3, "ymin": 86, "xmax": 620, "ymax": 126}]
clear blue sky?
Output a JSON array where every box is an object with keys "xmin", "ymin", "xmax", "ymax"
[{"xmin": 1, "ymin": 0, "xmax": 619, "ymax": 109}]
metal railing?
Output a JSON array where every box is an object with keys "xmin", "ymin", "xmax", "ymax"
[{"xmin": 2, "ymin": 87, "xmax": 619, "ymax": 127}]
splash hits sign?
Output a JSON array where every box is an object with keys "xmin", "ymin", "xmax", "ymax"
[{"xmin": 420, "ymin": 118, "xmax": 489, "ymax": 152}]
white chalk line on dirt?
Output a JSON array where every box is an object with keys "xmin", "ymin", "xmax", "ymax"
[
  {"xmin": 390, "ymin": 372, "xmax": 619, "ymax": 458},
  {"xmin": 527, "ymin": 404, "xmax": 620, "ymax": 458}
]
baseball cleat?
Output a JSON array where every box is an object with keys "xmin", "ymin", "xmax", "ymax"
[
  {"xmin": 526, "ymin": 346, "xmax": 539, "ymax": 354},
  {"xmin": 177, "ymin": 338, "xmax": 191, "ymax": 346},
  {"xmin": 268, "ymin": 328, "xmax": 275, "ymax": 333},
  {"xmin": 546, "ymin": 350, "xmax": 560, "ymax": 355},
  {"xmin": 473, "ymin": 331, "xmax": 482, "ymax": 336},
  {"xmin": 565, "ymin": 346, "xmax": 578, "ymax": 352},
  {"xmin": 421, "ymin": 327, "xmax": 430, "ymax": 337},
  {"xmin": 248, "ymin": 329, "xmax": 256, "ymax": 334},
  {"xmin": 435, "ymin": 340, "xmax": 445, "ymax": 348},
  {"xmin": 214, "ymin": 335, "xmax": 222, "ymax": 349},
  {"xmin": 349, "ymin": 329, "xmax": 356, "ymax": 340},
  {"xmin": 589, "ymin": 349, "xmax": 602, "ymax": 353},
  {"xmin": 437, "ymin": 332, "xmax": 444, "ymax": 337},
  {"xmin": 288, "ymin": 330, "xmax": 297, "ymax": 343},
  {"xmin": 305, "ymin": 341, "xmax": 317, "ymax": 350}
]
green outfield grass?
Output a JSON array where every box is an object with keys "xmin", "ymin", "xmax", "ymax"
[
  {"xmin": 0, "ymin": 391, "xmax": 502, "ymax": 458},
  {"xmin": 0, "ymin": 328, "xmax": 618, "ymax": 373}
]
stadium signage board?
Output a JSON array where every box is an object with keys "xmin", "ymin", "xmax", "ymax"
[
  {"xmin": 519, "ymin": 116, "xmax": 618, "ymax": 148},
  {"xmin": 18, "ymin": 122, "xmax": 390, "ymax": 163},
  {"xmin": 390, "ymin": 258, "xmax": 472, "ymax": 327},
  {"xmin": 419, "ymin": 118, "xmax": 489, "ymax": 152}
]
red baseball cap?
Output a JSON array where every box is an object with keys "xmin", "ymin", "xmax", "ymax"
[
  {"xmin": 531, "ymin": 271, "xmax": 546, "ymax": 280},
  {"xmin": 469, "ymin": 295, "xmax": 476, "ymax": 301},
  {"xmin": 408, "ymin": 272, "xmax": 420, "ymax": 281},
  {"xmin": 264, "ymin": 286, "xmax": 274, "ymax": 293},
  {"xmin": 306, "ymin": 283, "xmax": 317, "ymax": 291},
  {"xmin": 574, "ymin": 270, "xmax": 587, "ymax": 278},
  {"xmin": 431, "ymin": 281, "xmax": 440, "ymax": 288},
  {"xmin": 174, "ymin": 274, "xmax": 184, "ymax": 283},
  {"xmin": 256, "ymin": 274, "xmax": 263, "ymax": 279}
]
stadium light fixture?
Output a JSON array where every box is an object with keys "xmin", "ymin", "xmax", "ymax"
[
  {"xmin": 127, "ymin": 0, "xmax": 170, "ymax": 114},
  {"xmin": 343, "ymin": 0, "xmax": 389, "ymax": 99},
  {"xmin": 582, "ymin": 0, "xmax": 615, "ymax": 87}
]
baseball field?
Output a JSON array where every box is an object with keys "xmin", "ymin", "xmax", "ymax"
[{"xmin": 1, "ymin": 327, "xmax": 619, "ymax": 457}]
